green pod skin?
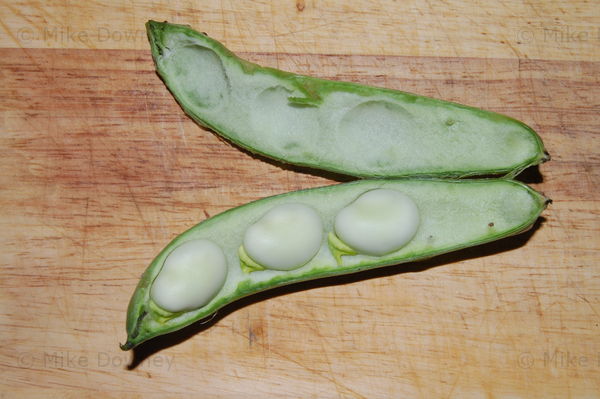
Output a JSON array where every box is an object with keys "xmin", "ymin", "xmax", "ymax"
[
  {"xmin": 146, "ymin": 21, "xmax": 549, "ymax": 179},
  {"xmin": 121, "ymin": 179, "xmax": 549, "ymax": 350}
]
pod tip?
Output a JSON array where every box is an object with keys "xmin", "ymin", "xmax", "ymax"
[
  {"xmin": 542, "ymin": 151, "xmax": 551, "ymax": 163},
  {"xmin": 120, "ymin": 340, "xmax": 134, "ymax": 351}
]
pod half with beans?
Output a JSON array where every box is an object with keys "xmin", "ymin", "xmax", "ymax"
[{"xmin": 121, "ymin": 179, "xmax": 548, "ymax": 350}]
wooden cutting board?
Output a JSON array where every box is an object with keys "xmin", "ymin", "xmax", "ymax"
[{"xmin": 1, "ymin": 1, "xmax": 598, "ymax": 397}]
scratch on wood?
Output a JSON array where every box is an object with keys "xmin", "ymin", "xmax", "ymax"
[
  {"xmin": 229, "ymin": 326, "xmax": 366, "ymax": 398},
  {"xmin": 578, "ymin": 295, "xmax": 600, "ymax": 320},
  {"xmin": 80, "ymin": 196, "xmax": 89, "ymax": 268}
]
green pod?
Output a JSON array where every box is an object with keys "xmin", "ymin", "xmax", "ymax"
[
  {"xmin": 121, "ymin": 179, "xmax": 548, "ymax": 350},
  {"xmin": 146, "ymin": 21, "xmax": 548, "ymax": 178}
]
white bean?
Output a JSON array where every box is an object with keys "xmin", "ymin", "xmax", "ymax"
[
  {"xmin": 334, "ymin": 189, "xmax": 420, "ymax": 256},
  {"xmin": 150, "ymin": 239, "xmax": 227, "ymax": 313},
  {"xmin": 243, "ymin": 203, "xmax": 323, "ymax": 270}
]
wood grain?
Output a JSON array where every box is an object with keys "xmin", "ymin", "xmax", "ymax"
[
  {"xmin": 1, "ymin": 0, "xmax": 598, "ymax": 60},
  {"xmin": 1, "ymin": 2, "xmax": 599, "ymax": 397}
]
